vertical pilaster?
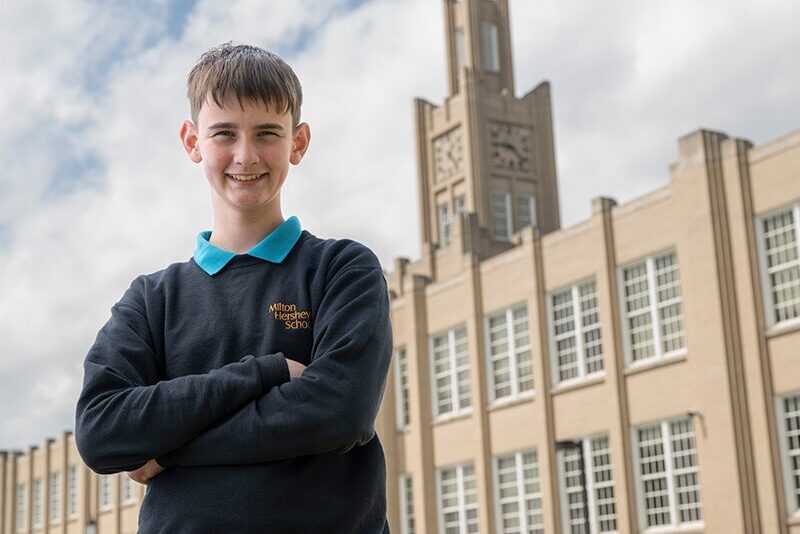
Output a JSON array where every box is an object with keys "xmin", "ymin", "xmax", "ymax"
[
  {"xmin": 529, "ymin": 226, "xmax": 559, "ymax": 533},
  {"xmin": 407, "ymin": 274, "xmax": 437, "ymax": 533}
]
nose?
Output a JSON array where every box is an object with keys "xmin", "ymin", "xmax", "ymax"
[{"xmin": 234, "ymin": 139, "xmax": 260, "ymax": 167}]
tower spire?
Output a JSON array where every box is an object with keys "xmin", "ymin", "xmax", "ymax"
[{"xmin": 442, "ymin": 0, "xmax": 515, "ymax": 96}]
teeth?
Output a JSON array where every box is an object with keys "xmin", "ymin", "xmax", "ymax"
[{"xmin": 228, "ymin": 174, "xmax": 264, "ymax": 182}]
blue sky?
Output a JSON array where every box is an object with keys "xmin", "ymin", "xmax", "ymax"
[{"xmin": 0, "ymin": 0, "xmax": 798, "ymax": 451}]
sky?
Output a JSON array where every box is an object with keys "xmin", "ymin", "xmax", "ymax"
[{"xmin": 0, "ymin": 0, "xmax": 798, "ymax": 451}]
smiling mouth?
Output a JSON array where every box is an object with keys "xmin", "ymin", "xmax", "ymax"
[{"xmin": 226, "ymin": 173, "xmax": 267, "ymax": 182}]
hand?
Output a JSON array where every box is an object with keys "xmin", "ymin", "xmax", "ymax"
[
  {"xmin": 128, "ymin": 459, "xmax": 165, "ymax": 485},
  {"xmin": 285, "ymin": 358, "xmax": 307, "ymax": 379}
]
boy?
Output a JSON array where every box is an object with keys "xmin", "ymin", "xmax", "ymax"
[{"xmin": 75, "ymin": 43, "xmax": 392, "ymax": 533}]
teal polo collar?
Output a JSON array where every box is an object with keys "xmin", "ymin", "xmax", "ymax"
[{"xmin": 193, "ymin": 216, "xmax": 302, "ymax": 276}]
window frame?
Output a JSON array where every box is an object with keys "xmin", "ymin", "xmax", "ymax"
[
  {"xmin": 32, "ymin": 477, "xmax": 43, "ymax": 528},
  {"xmin": 436, "ymin": 462, "xmax": 479, "ymax": 534},
  {"xmin": 429, "ymin": 325, "xmax": 473, "ymax": 421},
  {"xmin": 547, "ymin": 278, "xmax": 605, "ymax": 388},
  {"xmin": 481, "ymin": 22, "xmax": 501, "ymax": 73},
  {"xmin": 438, "ymin": 202, "xmax": 452, "ymax": 247},
  {"xmin": 556, "ymin": 435, "xmax": 618, "ymax": 534},
  {"xmin": 492, "ymin": 191, "xmax": 513, "ymax": 242},
  {"xmin": 394, "ymin": 346, "xmax": 411, "ymax": 431},
  {"xmin": 630, "ymin": 416, "xmax": 703, "ymax": 532},
  {"xmin": 15, "ymin": 482, "xmax": 27, "ymax": 532},
  {"xmin": 399, "ymin": 473, "xmax": 416, "ymax": 534},
  {"xmin": 755, "ymin": 202, "xmax": 800, "ymax": 331},
  {"xmin": 455, "ymin": 194, "xmax": 467, "ymax": 216},
  {"xmin": 454, "ymin": 28, "xmax": 466, "ymax": 73},
  {"xmin": 67, "ymin": 465, "xmax": 78, "ymax": 519},
  {"xmin": 776, "ymin": 391, "xmax": 800, "ymax": 519},
  {"xmin": 98, "ymin": 474, "xmax": 114, "ymax": 512},
  {"xmin": 48, "ymin": 471, "xmax": 61, "ymax": 524},
  {"xmin": 617, "ymin": 249, "xmax": 687, "ymax": 368},
  {"xmin": 516, "ymin": 194, "xmax": 537, "ymax": 230},
  {"xmin": 484, "ymin": 302, "xmax": 535, "ymax": 404},
  {"xmin": 492, "ymin": 449, "xmax": 545, "ymax": 534},
  {"xmin": 122, "ymin": 474, "xmax": 138, "ymax": 505}
]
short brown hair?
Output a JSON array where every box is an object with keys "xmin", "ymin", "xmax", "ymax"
[{"xmin": 187, "ymin": 42, "xmax": 303, "ymax": 127}]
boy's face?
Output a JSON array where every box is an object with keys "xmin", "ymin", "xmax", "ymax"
[{"xmin": 180, "ymin": 94, "xmax": 310, "ymax": 217}]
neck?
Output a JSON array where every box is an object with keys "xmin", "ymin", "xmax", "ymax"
[{"xmin": 209, "ymin": 203, "xmax": 285, "ymax": 254}]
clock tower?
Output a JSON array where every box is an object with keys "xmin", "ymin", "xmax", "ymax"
[{"xmin": 415, "ymin": 0, "xmax": 560, "ymax": 254}]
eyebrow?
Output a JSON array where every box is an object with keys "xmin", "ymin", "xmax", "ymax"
[{"xmin": 207, "ymin": 122, "xmax": 284, "ymax": 131}]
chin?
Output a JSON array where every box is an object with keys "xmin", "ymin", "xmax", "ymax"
[{"xmin": 228, "ymin": 196, "xmax": 276, "ymax": 211}]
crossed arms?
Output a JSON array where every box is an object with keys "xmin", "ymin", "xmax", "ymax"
[{"xmin": 74, "ymin": 262, "xmax": 392, "ymax": 475}]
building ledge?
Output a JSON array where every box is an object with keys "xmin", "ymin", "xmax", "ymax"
[
  {"xmin": 431, "ymin": 409, "xmax": 473, "ymax": 427},
  {"xmin": 487, "ymin": 392, "xmax": 535, "ymax": 411},
  {"xmin": 551, "ymin": 374, "xmax": 606, "ymax": 396},
  {"xmin": 642, "ymin": 521, "xmax": 704, "ymax": 534},
  {"xmin": 766, "ymin": 317, "xmax": 800, "ymax": 339},
  {"xmin": 623, "ymin": 349, "xmax": 689, "ymax": 377}
]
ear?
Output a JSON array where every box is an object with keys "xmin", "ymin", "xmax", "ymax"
[
  {"xmin": 289, "ymin": 122, "xmax": 311, "ymax": 165},
  {"xmin": 180, "ymin": 120, "xmax": 203, "ymax": 163}
]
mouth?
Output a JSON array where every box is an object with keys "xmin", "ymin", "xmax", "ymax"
[{"xmin": 226, "ymin": 173, "xmax": 267, "ymax": 182}]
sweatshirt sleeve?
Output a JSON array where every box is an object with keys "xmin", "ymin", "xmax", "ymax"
[
  {"xmin": 156, "ymin": 257, "xmax": 393, "ymax": 467},
  {"xmin": 74, "ymin": 276, "xmax": 291, "ymax": 475}
]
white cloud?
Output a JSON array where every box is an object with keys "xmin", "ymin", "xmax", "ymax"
[{"xmin": 1, "ymin": 0, "xmax": 798, "ymax": 450}]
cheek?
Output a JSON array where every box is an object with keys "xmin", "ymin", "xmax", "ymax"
[
  {"xmin": 202, "ymin": 150, "xmax": 230, "ymax": 172},
  {"xmin": 265, "ymin": 142, "xmax": 292, "ymax": 162}
]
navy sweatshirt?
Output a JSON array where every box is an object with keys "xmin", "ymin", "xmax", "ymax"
[{"xmin": 74, "ymin": 219, "xmax": 393, "ymax": 533}]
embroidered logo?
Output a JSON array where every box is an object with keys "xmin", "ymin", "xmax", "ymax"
[{"xmin": 268, "ymin": 302, "xmax": 312, "ymax": 331}]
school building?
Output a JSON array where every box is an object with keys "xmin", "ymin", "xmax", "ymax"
[{"xmin": 2, "ymin": 0, "xmax": 799, "ymax": 533}]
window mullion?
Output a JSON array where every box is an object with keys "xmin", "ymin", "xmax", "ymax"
[
  {"xmin": 646, "ymin": 257, "xmax": 663, "ymax": 358},
  {"xmin": 505, "ymin": 193, "xmax": 513, "ymax": 239},
  {"xmin": 795, "ymin": 204, "xmax": 800, "ymax": 269},
  {"xmin": 572, "ymin": 285, "xmax": 586, "ymax": 379},
  {"xmin": 507, "ymin": 308, "xmax": 519, "ymax": 396},
  {"xmin": 584, "ymin": 439, "xmax": 598, "ymax": 534},
  {"xmin": 516, "ymin": 452, "xmax": 529, "ymax": 534},
  {"xmin": 457, "ymin": 466, "xmax": 467, "ymax": 534},
  {"xmin": 449, "ymin": 329, "xmax": 459, "ymax": 412},
  {"xmin": 662, "ymin": 421, "xmax": 678, "ymax": 525}
]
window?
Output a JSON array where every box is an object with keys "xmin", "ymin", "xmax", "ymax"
[
  {"xmin": 15, "ymin": 483, "xmax": 26, "ymax": 532},
  {"xmin": 777, "ymin": 392, "xmax": 800, "ymax": 515},
  {"xmin": 67, "ymin": 465, "xmax": 77, "ymax": 518},
  {"xmin": 32, "ymin": 478, "xmax": 42, "ymax": 527},
  {"xmin": 439, "ymin": 203, "xmax": 452, "ymax": 247},
  {"xmin": 395, "ymin": 347, "xmax": 411, "ymax": 430},
  {"xmin": 99, "ymin": 475, "xmax": 114, "ymax": 511},
  {"xmin": 123, "ymin": 475, "xmax": 138, "ymax": 504},
  {"xmin": 517, "ymin": 195, "xmax": 536, "ymax": 230},
  {"xmin": 482, "ymin": 22, "xmax": 500, "ymax": 72},
  {"xmin": 494, "ymin": 449, "xmax": 544, "ymax": 534},
  {"xmin": 557, "ymin": 436, "xmax": 617, "ymax": 534},
  {"xmin": 486, "ymin": 304, "xmax": 533, "ymax": 401},
  {"xmin": 492, "ymin": 191, "xmax": 512, "ymax": 241},
  {"xmin": 431, "ymin": 326, "xmax": 472, "ymax": 417},
  {"xmin": 620, "ymin": 250, "xmax": 685, "ymax": 364},
  {"xmin": 455, "ymin": 28, "xmax": 466, "ymax": 72},
  {"xmin": 757, "ymin": 203, "xmax": 800, "ymax": 328},
  {"xmin": 633, "ymin": 417, "xmax": 703, "ymax": 529},
  {"xmin": 400, "ymin": 474, "xmax": 416, "ymax": 534},
  {"xmin": 49, "ymin": 471, "xmax": 60, "ymax": 522},
  {"xmin": 455, "ymin": 194, "xmax": 467, "ymax": 216},
  {"xmin": 438, "ymin": 463, "xmax": 478, "ymax": 533},
  {"xmin": 550, "ymin": 279, "xmax": 604, "ymax": 386}
]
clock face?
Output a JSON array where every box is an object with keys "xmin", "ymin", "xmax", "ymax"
[
  {"xmin": 489, "ymin": 122, "xmax": 532, "ymax": 172},
  {"xmin": 433, "ymin": 127, "xmax": 464, "ymax": 182}
]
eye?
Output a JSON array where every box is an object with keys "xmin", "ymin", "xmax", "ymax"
[
  {"xmin": 213, "ymin": 131, "xmax": 234, "ymax": 137},
  {"xmin": 258, "ymin": 131, "xmax": 278, "ymax": 137}
]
